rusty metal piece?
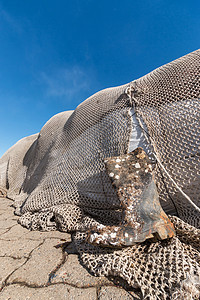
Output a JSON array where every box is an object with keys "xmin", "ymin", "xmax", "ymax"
[{"xmin": 87, "ymin": 148, "xmax": 175, "ymax": 248}]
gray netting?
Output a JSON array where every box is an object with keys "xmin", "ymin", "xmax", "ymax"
[
  {"xmin": 74, "ymin": 216, "xmax": 200, "ymax": 300},
  {"xmin": 132, "ymin": 51, "xmax": 200, "ymax": 226},
  {"xmin": 0, "ymin": 50, "xmax": 200, "ymax": 299}
]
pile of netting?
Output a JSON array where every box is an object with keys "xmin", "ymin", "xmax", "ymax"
[{"xmin": 0, "ymin": 50, "xmax": 199, "ymax": 299}]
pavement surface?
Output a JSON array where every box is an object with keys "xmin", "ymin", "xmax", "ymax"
[{"xmin": 0, "ymin": 197, "xmax": 141, "ymax": 300}]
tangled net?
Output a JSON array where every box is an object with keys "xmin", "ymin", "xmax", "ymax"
[{"xmin": 0, "ymin": 50, "xmax": 199, "ymax": 299}]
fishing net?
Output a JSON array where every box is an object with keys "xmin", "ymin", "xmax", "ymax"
[{"xmin": 0, "ymin": 50, "xmax": 200, "ymax": 299}]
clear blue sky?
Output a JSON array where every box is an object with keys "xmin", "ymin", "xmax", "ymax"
[{"xmin": 0, "ymin": 0, "xmax": 200, "ymax": 157}]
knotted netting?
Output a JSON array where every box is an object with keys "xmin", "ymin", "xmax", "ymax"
[{"xmin": 0, "ymin": 50, "xmax": 199, "ymax": 299}]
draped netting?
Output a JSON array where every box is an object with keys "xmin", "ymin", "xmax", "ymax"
[{"xmin": 0, "ymin": 50, "xmax": 199, "ymax": 299}]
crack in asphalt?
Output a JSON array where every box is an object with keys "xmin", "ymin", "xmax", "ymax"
[
  {"xmin": 48, "ymin": 244, "xmax": 68, "ymax": 284},
  {"xmin": 1, "ymin": 280, "xmax": 115, "ymax": 290},
  {"xmin": 0, "ymin": 239, "xmax": 45, "ymax": 293}
]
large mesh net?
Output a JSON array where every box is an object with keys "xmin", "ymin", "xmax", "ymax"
[
  {"xmin": 131, "ymin": 50, "xmax": 200, "ymax": 227},
  {"xmin": 0, "ymin": 50, "xmax": 200, "ymax": 299}
]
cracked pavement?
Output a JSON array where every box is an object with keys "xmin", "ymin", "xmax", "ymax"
[{"xmin": 0, "ymin": 197, "xmax": 141, "ymax": 299}]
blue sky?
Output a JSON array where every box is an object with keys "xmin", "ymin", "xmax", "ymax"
[{"xmin": 0, "ymin": 0, "xmax": 200, "ymax": 157}]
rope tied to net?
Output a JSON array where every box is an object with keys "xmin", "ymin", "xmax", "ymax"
[{"xmin": 125, "ymin": 83, "xmax": 200, "ymax": 214}]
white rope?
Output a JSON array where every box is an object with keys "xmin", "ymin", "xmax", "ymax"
[{"xmin": 126, "ymin": 84, "xmax": 200, "ymax": 213}]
